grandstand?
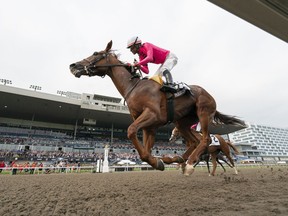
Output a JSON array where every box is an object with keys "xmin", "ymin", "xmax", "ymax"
[
  {"xmin": 2, "ymin": 84, "xmax": 288, "ymax": 165},
  {"xmin": 0, "ymin": 85, "xmax": 187, "ymax": 162},
  {"xmin": 0, "ymin": 84, "xmax": 247, "ymax": 164},
  {"xmin": 0, "ymin": 84, "xmax": 244, "ymax": 142}
]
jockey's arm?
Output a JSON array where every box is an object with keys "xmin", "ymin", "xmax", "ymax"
[{"xmin": 139, "ymin": 64, "xmax": 149, "ymax": 74}]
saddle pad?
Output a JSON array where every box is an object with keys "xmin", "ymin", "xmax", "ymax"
[
  {"xmin": 209, "ymin": 134, "xmax": 220, "ymax": 146},
  {"xmin": 149, "ymin": 75, "xmax": 163, "ymax": 85},
  {"xmin": 148, "ymin": 77, "xmax": 191, "ymax": 98}
]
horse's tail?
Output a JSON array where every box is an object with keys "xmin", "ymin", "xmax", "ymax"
[
  {"xmin": 214, "ymin": 111, "xmax": 246, "ymax": 126},
  {"xmin": 226, "ymin": 141, "xmax": 240, "ymax": 155}
]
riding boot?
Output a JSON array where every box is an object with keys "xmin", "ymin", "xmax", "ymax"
[{"xmin": 161, "ymin": 69, "xmax": 177, "ymax": 93}]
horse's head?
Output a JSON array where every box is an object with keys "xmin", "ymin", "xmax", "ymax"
[
  {"xmin": 70, "ymin": 40, "xmax": 114, "ymax": 78},
  {"xmin": 169, "ymin": 127, "xmax": 180, "ymax": 142}
]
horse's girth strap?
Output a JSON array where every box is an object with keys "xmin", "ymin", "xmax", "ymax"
[{"xmin": 167, "ymin": 96, "xmax": 174, "ymax": 124}]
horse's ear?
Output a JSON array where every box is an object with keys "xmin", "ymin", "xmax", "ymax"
[{"xmin": 105, "ymin": 40, "xmax": 113, "ymax": 52}]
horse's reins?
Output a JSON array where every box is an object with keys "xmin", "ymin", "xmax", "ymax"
[
  {"xmin": 82, "ymin": 52, "xmax": 125, "ymax": 76},
  {"xmin": 123, "ymin": 79, "xmax": 141, "ymax": 104},
  {"xmin": 83, "ymin": 51, "xmax": 141, "ymax": 103}
]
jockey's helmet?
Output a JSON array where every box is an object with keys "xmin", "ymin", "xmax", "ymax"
[{"xmin": 127, "ymin": 36, "xmax": 142, "ymax": 48}]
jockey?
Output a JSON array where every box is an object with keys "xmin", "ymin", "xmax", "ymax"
[{"xmin": 127, "ymin": 36, "xmax": 178, "ymax": 93}]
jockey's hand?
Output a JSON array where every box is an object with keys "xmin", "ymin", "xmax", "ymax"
[
  {"xmin": 132, "ymin": 63, "xmax": 140, "ymax": 69},
  {"xmin": 126, "ymin": 63, "xmax": 138, "ymax": 74}
]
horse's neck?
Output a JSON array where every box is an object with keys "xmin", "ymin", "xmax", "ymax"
[{"xmin": 108, "ymin": 66, "xmax": 138, "ymax": 99}]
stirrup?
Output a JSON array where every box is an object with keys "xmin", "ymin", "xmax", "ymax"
[{"xmin": 160, "ymin": 84, "xmax": 177, "ymax": 93}]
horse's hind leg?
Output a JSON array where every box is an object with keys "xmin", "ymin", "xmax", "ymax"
[
  {"xmin": 185, "ymin": 112, "xmax": 211, "ymax": 176},
  {"xmin": 226, "ymin": 154, "xmax": 238, "ymax": 175},
  {"xmin": 216, "ymin": 157, "xmax": 226, "ymax": 173},
  {"xmin": 221, "ymin": 142, "xmax": 238, "ymax": 175}
]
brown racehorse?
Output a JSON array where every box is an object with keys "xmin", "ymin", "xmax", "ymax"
[
  {"xmin": 69, "ymin": 40, "xmax": 246, "ymax": 176},
  {"xmin": 194, "ymin": 153, "xmax": 233, "ymax": 175},
  {"xmin": 170, "ymin": 127, "xmax": 239, "ymax": 176}
]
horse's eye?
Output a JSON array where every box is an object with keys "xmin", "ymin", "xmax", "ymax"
[{"xmin": 93, "ymin": 52, "xmax": 98, "ymax": 56}]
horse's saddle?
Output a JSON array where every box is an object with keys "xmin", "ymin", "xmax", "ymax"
[{"xmin": 149, "ymin": 75, "xmax": 192, "ymax": 98}]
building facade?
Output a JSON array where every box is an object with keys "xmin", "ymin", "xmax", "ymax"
[{"xmin": 230, "ymin": 123, "xmax": 288, "ymax": 162}]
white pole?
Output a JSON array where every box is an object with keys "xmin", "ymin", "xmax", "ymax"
[
  {"xmin": 102, "ymin": 144, "xmax": 109, "ymax": 173},
  {"xmin": 96, "ymin": 160, "xmax": 100, "ymax": 173}
]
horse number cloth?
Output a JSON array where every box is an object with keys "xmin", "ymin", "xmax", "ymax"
[{"xmin": 209, "ymin": 135, "xmax": 220, "ymax": 146}]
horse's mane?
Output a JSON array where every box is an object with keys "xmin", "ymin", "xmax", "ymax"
[{"xmin": 109, "ymin": 50, "xmax": 133, "ymax": 73}]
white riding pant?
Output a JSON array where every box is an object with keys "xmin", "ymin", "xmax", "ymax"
[{"xmin": 154, "ymin": 52, "xmax": 178, "ymax": 76}]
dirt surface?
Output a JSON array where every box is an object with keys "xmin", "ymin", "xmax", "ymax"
[{"xmin": 1, "ymin": 166, "xmax": 288, "ymax": 216}]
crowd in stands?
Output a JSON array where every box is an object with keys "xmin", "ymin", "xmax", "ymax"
[
  {"xmin": 0, "ymin": 133, "xmax": 185, "ymax": 175},
  {"xmin": 0, "ymin": 134, "xmax": 185, "ymax": 154}
]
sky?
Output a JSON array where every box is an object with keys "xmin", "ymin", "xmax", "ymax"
[{"xmin": 1, "ymin": 0, "xmax": 288, "ymax": 128}]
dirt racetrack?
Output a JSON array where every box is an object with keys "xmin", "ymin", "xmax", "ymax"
[{"xmin": 1, "ymin": 166, "xmax": 288, "ymax": 216}]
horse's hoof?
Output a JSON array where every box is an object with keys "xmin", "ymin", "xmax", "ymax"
[
  {"xmin": 184, "ymin": 164, "xmax": 195, "ymax": 176},
  {"xmin": 181, "ymin": 163, "xmax": 186, "ymax": 174},
  {"xmin": 156, "ymin": 158, "xmax": 165, "ymax": 171}
]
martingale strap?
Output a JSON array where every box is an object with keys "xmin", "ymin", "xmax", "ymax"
[{"xmin": 166, "ymin": 96, "xmax": 174, "ymax": 124}]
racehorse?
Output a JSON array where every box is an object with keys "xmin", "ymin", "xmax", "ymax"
[
  {"xmin": 170, "ymin": 127, "xmax": 239, "ymax": 176},
  {"xmin": 69, "ymin": 40, "xmax": 246, "ymax": 176},
  {"xmin": 194, "ymin": 153, "xmax": 230, "ymax": 175}
]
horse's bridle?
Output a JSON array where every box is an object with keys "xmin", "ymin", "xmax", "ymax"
[
  {"xmin": 82, "ymin": 51, "xmax": 125, "ymax": 77},
  {"xmin": 80, "ymin": 51, "xmax": 142, "ymax": 102}
]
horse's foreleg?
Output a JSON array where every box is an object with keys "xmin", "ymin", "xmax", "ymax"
[
  {"xmin": 127, "ymin": 124, "xmax": 147, "ymax": 158},
  {"xmin": 143, "ymin": 129, "xmax": 165, "ymax": 171},
  {"xmin": 128, "ymin": 110, "xmax": 164, "ymax": 171},
  {"xmin": 210, "ymin": 154, "xmax": 217, "ymax": 176}
]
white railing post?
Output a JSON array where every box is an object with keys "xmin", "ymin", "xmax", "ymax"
[{"xmin": 102, "ymin": 145, "xmax": 109, "ymax": 173}]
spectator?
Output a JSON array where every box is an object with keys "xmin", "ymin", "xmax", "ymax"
[
  {"xmin": 30, "ymin": 162, "xmax": 37, "ymax": 174},
  {"xmin": 77, "ymin": 162, "xmax": 81, "ymax": 173},
  {"xmin": 11, "ymin": 159, "xmax": 18, "ymax": 175},
  {"xmin": 38, "ymin": 162, "xmax": 43, "ymax": 172},
  {"xmin": 0, "ymin": 161, "xmax": 5, "ymax": 173}
]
